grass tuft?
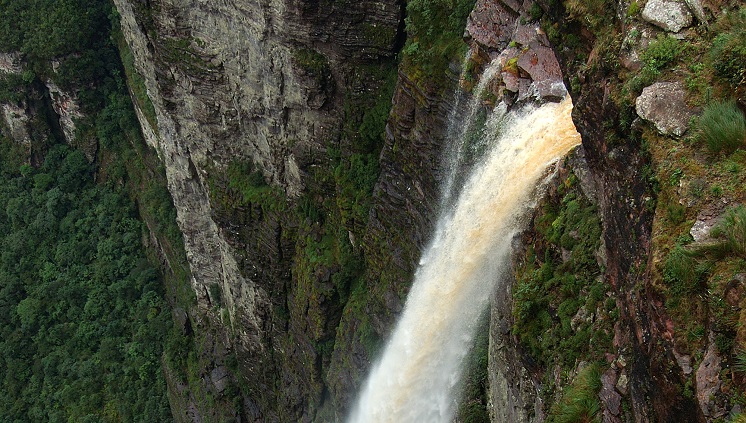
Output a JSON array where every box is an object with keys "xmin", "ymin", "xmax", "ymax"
[
  {"xmin": 547, "ymin": 363, "xmax": 602, "ymax": 423},
  {"xmin": 696, "ymin": 100, "xmax": 746, "ymax": 155},
  {"xmin": 710, "ymin": 205, "xmax": 746, "ymax": 258}
]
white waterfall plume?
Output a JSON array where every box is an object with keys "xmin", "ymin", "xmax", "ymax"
[{"xmin": 348, "ymin": 88, "xmax": 581, "ymax": 422}]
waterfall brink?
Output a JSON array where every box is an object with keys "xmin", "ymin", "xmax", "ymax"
[{"xmin": 348, "ymin": 97, "xmax": 581, "ymax": 423}]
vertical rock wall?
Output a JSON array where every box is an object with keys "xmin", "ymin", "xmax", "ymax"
[{"xmin": 114, "ymin": 0, "xmax": 407, "ymax": 420}]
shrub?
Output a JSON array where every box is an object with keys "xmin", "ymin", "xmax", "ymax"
[
  {"xmin": 402, "ymin": 0, "xmax": 474, "ymax": 84},
  {"xmin": 710, "ymin": 7, "xmax": 746, "ymax": 88},
  {"xmin": 626, "ymin": 35, "xmax": 684, "ymax": 94},
  {"xmin": 641, "ymin": 34, "xmax": 685, "ymax": 71},
  {"xmin": 664, "ymin": 246, "xmax": 706, "ymax": 296},
  {"xmin": 564, "ymin": 0, "xmax": 610, "ymax": 33},
  {"xmin": 696, "ymin": 100, "xmax": 746, "ymax": 155}
]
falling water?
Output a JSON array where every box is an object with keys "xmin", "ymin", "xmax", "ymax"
[
  {"xmin": 347, "ymin": 93, "xmax": 581, "ymax": 422},
  {"xmin": 441, "ymin": 58, "xmax": 503, "ymax": 207}
]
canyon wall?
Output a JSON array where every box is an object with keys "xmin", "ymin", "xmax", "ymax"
[{"xmin": 107, "ymin": 0, "xmax": 746, "ymax": 420}]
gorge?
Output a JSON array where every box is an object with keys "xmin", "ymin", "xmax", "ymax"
[{"xmin": 0, "ymin": 0, "xmax": 745, "ymax": 421}]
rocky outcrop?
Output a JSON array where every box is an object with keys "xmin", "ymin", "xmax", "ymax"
[
  {"xmin": 489, "ymin": 268, "xmax": 539, "ymax": 423},
  {"xmin": 465, "ymin": 0, "xmax": 567, "ymax": 104},
  {"xmin": 45, "ymin": 81, "xmax": 83, "ymax": 147},
  {"xmin": 0, "ymin": 52, "xmax": 22, "ymax": 74},
  {"xmin": 690, "ymin": 200, "xmax": 729, "ymax": 242},
  {"xmin": 466, "ymin": 0, "xmax": 519, "ymax": 50},
  {"xmin": 636, "ymin": 81, "xmax": 694, "ymax": 137},
  {"xmin": 114, "ymin": 0, "xmax": 405, "ymax": 420},
  {"xmin": 642, "ymin": 0, "xmax": 694, "ymax": 32},
  {"xmin": 696, "ymin": 336, "xmax": 725, "ymax": 419},
  {"xmin": 1, "ymin": 103, "xmax": 32, "ymax": 146}
]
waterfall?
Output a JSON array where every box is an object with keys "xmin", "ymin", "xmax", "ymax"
[
  {"xmin": 347, "ymin": 82, "xmax": 581, "ymax": 422},
  {"xmin": 441, "ymin": 59, "xmax": 503, "ymax": 208}
]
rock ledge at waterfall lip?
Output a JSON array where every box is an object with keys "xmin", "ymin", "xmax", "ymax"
[
  {"xmin": 635, "ymin": 81, "xmax": 694, "ymax": 136},
  {"xmin": 467, "ymin": 3, "xmax": 568, "ymax": 103},
  {"xmin": 516, "ymin": 45, "xmax": 566, "ymax": 101},
  {"xmin": 641, "ymin": 0, "xmax": 693, "ymax": 32}
]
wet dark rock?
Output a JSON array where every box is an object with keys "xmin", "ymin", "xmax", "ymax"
[{"xmin": 600, "ymin": 368, "xmax": 622, "ymax": 422}]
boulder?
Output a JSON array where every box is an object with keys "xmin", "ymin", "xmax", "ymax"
[
  {"xmin": 516, "ymin": 45, "xmax": 566, "ymax": 101},
  {"xmin": 690, "ymin": 200, "xmax": 728, "ymax": 242},
  {"xmin": 696, "ymin": 338, "xmax": 723, "ymax": 418},
  {"xmin": 465, "ymin": 0, "xmax": 518, "ymax": 50},
  {"xmin": 635, "ymin": 82, "xmax": 694, "ymax": 136},
  {"xmin": 210, "ymin": 365, "xmax": 230, "ymax": 393},
  {"xmin": 599, "ymin": 368, "xmax": 622, "ymax": 422},
  {"xmin": 641, "ymin": 0, "xmax": 693, "ymax": 32}
]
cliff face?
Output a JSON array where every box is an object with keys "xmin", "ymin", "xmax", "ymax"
[
  {"xmin": 111, "ymin": 0, "xmax": 746, "ymax": 420},
  {"xmin": 113, "ymin": 0, "xmax": 413, "ymax": 420}
]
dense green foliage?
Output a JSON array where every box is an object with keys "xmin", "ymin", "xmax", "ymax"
[
  {"xmin": 401, "ymin": 0, "xmax": 475, "ymax": 85},
  {"xmin": 0, "ymin": 0, "xmax": 119, "ymax": 102},
  {"xmin": 0, "ymin": 0, "xmax": 198, "ymax": 419},
  {"xmin": 710, "ymin": 8, "xmax": 746, "ymax": 90},
  {"xmin": 513, "ymin": 173, "xmax": 611, "ymax": 369},
  {"xmin": 225, "ymin": 160, "xmax": 287, "ymax": 212},
  {"xmin": 0, "ymin": 143, "xmax": 172, "ymax": 422},
  {"xmin": 696, "ymin": 100, "xmax": 746, "ymax": 155},
  {"xmin": 625, "ymin": 34, "xmax": 685, "ymax": 95}
]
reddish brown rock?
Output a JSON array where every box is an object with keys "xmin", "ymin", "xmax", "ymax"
[
  {"xmin": 696, "ymin": 340, "xmax": 723, "ymax": 418},
  {"xmin": 516, "ymin": 45, "xmax": 566, "ymax": 100},
  {"xmin": 465, "ymin": 0, "xmax": 518, "ymax": 50}
]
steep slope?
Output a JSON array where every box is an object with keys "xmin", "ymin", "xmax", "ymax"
[{"xmin": 0, "ymin": 0, "xmax": 746, "ymax": 422}]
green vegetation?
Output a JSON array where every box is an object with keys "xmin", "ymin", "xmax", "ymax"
[
  {"xmin": 546, "ymin": 363, "xmax": 602, "ymax": 423},
  {"xmin": 563, "ymin": 0, "xmax": 611, "ymax": 34},
  {"xmin": 0, "ymin": 143, "xmax": 172, "ymax": 421},
  {"xmin": 625, "ymin": 34, "xmax": 686, "ymax": 95},
  {"xmin": 710, "ymin": 8, "xmax": 746, "ymax": 90},
  {"xmin": 401, "ymin": 0, "xmax": 475, "ymax": 87},
  {"xmin": 0, "ymin": 0, "xmax": 121, "ymax": 105},
  {"xmin": 0, "ymin": 0, "xmax": 203, "ymax": 419},
  {"xmin": 226, "ymin": 160, "xmax": 287, "ymax": 212},
  {"xmin": 292, "ymin": 48, "xmax": 330, "ymax": 76},
  {"xmin": 696, "ymin": 100, "xmax": 746, "ymax": 155},
  {"xmin": 513, "ymin": 171, "xmax": 611, "ymax": 369},
  {"xmin": 116, "ymin": 30, "xmax": 158, "ymax": 131},
  {"xmin": 456, "ymin": 317, "xmax": 490, "ymax": 423},
  {"xmin": 711, "ymin": 206, "xmax": 746, "ymax": 258},
  {"xmin": 663, "ymin": 246, "xmax": 708, "ymax": 300}
]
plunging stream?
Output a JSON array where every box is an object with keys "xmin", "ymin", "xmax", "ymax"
[{"xmin": 348, "ymin": 65, "xmax": 581, "ymax": 422}]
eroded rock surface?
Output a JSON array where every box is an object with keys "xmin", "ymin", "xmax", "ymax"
[
  {"xmin": 1, "ymin": 103, "xmax": 32, "ymax": 146},
  {"xmin": 642, "ymin": 0, "xmax": 694, "ymax": 32},
  {"xmin": 636, "ymin": 81, "xmax": 694, "ymax": 136}
]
